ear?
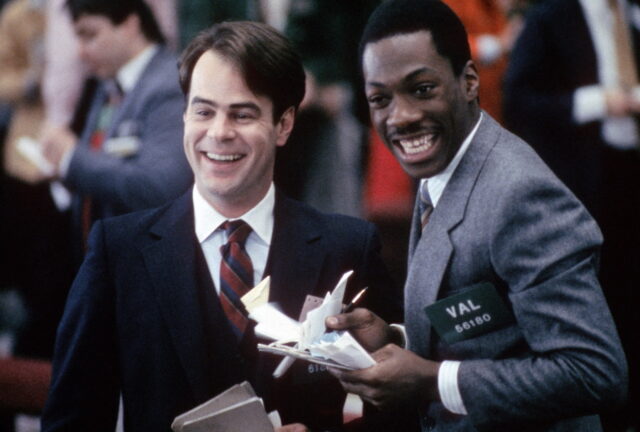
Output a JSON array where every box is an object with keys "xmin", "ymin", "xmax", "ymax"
[
  {"xmin": 275, "ymin": 107, "xmax": 296, "ymax": 147},
  {"xmin": 461, "ymin": 60, "xmax": 479, "ymax": 102}
]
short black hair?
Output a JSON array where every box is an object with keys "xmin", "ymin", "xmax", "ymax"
[
  {"xmin": 65, "ymin": 0, "xmax": 165, "ymax": 44},
  {"xmin": 178, "ymin": 21, "xmax": 306, "ymax": 122},
  {"xmin": 359, "ymin": 0, "xmax": 471, "ymax": 77}
]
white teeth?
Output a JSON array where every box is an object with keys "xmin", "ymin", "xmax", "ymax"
[
  {"xmin": 205, "ymin": 152, "xmax": 242, "ymax": 161},
  {"xmin": 398, "ymin": 135, "xmax": 434, "ymax": 154}
]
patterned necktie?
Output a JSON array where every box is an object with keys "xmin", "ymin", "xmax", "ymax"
[
  {"xmin": 219, "ymin": 220, "xmax": 254, "ymax": 340},
  {"xmin": 81, "ymin": 80, "xmax": 124, "ymax": 248},
  {"xmin": 609, "ymin": 0, "xmax": 638, "ymax": 89},
  {"xmin": 419, "ymin": 181, "xmax": 434, "ymax": 231}
]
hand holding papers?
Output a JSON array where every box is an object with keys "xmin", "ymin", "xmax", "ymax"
[
  {"xmin": 171, "ymin": 381, "xmax": 281, "ymax": 432},
  {"xmin": 250, "ymin": 271, "xmax": 376, "ymax": 375}
]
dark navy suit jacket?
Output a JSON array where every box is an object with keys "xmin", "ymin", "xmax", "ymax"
[
  {"xmin": 41, "ymin": 190, "xmax": 402, "ymax": 431},
  {"xmin": 503, "ymin": 0, "xmax": 640, "ymax": 218}
]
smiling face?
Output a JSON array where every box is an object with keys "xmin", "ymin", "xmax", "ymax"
[
  {"xmin": 362, "ymin": 31, "xmax": 479, "ymax": 179},
  {"xmin": 183, "ymin": 50, "xmax": 294, "ymax": 217}
]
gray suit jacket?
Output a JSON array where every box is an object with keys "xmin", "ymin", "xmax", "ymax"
[
  {"xmin": 64, "ymin": 46, "xmax": 192, "ymax": 221},
  {"xmin": 405, "ymin": 113, "xmax": 627, "ymax": 431}
]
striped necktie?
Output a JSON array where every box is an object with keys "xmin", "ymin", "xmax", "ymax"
[
  {"xmin": 419, "ymin": 181, "xmax": 434, "ymax": 231},
  {"xmin": 219, "ymin": 220, "xmax": 254, "ymax": 340}
]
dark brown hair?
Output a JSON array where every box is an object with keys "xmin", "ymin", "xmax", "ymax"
[
  {"xmin": 66, "ymin": 0, "xmax": 165, "ymax": 44},
  {"xmin": 178, "ymin": 21, "xmax": 306, "ymax": 122}
]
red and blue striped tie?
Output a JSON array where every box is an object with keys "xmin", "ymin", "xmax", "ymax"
[{"xmin": 219, "ymin": 220, "xmax": 254, "ymax": 340}]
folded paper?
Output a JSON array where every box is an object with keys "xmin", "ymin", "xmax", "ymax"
[{"xmin": 252, "ymin": 270, "xmax": 376, "ymax": 375}]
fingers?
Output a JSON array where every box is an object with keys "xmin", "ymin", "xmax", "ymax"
[
  {"xmin": 326, "ymin": 308, "xmax": 379, "ymax": 330},
  {"xmin": 330, "ymin": 345, "xmax": 440, "ymax": 410},
  {"xmin": 328, "ymin": 368, "xmax": 382, "ymax": 406},
  {"xmin": 329, "ymin": 365, "xmax": 398, "ymax": 410},
  {"xmin": 604, "ymin": 87, "xmax": 640, "ymax": 116},
  {"xmin": 370, "ymin": 344, "xmax": 398, "ymax": 362}
]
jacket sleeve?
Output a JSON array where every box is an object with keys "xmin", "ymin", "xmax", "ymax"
[
  {"xmin": 459, "ymin": 172, "xmax": 627, "ymax": 430},
  {"xmin": 41, "ymin": 221, "xmax": 120, "ymax": 432}
]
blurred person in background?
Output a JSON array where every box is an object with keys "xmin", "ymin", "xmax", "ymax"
[
  {"xmin": 38, "ymin": 0, "xmax": 191, "ymax": 265},
  {"xmin": 504, "ymin": 1, "xmax": 640, "ymax": 429}
]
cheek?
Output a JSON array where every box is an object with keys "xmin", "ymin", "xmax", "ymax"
[
  {"xmin": 184, "ymin": 122, "xmax": 206, "ymax": 142},
  {"xmin": 371, "ymin": 112, "xmax": 387, "ymax": 135}
]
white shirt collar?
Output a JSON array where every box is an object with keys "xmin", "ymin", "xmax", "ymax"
[
  {"xmin": 421, "ymin": 112, "xmax": 483, "ymax": 207},
  {"xmin": 193, "ymin": 183, "xmax": 275, "ymax": 246},
  {"xmin": 116, "ymin": 44, "xmax": 158, "ymax": 93}
]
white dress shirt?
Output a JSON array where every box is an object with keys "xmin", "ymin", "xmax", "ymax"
[{"xmin": 194, "ymin": 184, "xmax": 275, "ymax": 294}]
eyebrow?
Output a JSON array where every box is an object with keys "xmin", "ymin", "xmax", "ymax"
[
  {"xmin": 366, "ymin": 66, "xmax": 434, "ymax": 88},
  {"xmin": 189, "ymin": 96, "xmax": 215, "ymax": 107},
  {"xmin": 188, "ymin": 96, "xmax": 261, "ymax": 114},
  {"xmin": 229, "ymin": 102, "xmax": 261, "ymax": 113}
]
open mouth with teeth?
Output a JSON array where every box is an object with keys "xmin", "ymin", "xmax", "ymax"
[
  {"xmin": 204, "ymin": 152, "xmax": 245, "ymax": 162},
  {"xmin": 393, "ymin": 134, "xmax": 437, "ymax": 160}
]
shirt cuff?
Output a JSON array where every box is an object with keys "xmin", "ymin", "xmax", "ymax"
[
  {"xmin": 573, "ymin": 85, "xmax": 607, "ymax": 124},
  {"xmin": 438, "ymin": 360, "xmax": 467, "ymax": 415}
]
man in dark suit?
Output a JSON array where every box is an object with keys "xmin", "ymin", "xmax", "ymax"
[
  {"xmin": 327, "ymin": 1, "xmax": 627, "ymax": 431},
  {"xmin": 503, "ymin": 2, "xmax": 640, "ymax": 429},
  {"xmin": 41, "ymin": 21, "xmax": 401, "ymax": 432},
  {"xmin": 39, "ymin": 0, "xmax": 192, "ymax": 258}
]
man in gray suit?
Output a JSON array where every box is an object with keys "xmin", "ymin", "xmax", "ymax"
[
  {"xmin": 327, "ymin": 1, "xmax": 627, "ymax": 430},
  {"xmin": 40, "ymin": 0, "xmax": 192, "ymax": 258}
]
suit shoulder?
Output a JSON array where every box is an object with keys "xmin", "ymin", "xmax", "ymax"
[
  {"xmin": 135, "ymin": 47, "xmax": 181, "ymax": 97},
  {"xmin": 279, "ymin": 195, "xmax": 377, "ymax": 240},
  {"xmin": 99, "ymin": 199, "xmax": 176, "ymax": 239},
  {"xmin": 475, "ymin": 124, "xmax": 601, "ymax": 237},
  {"xmin": 485, "ymin": 125, "xmax": 563, "ymax": 186}
]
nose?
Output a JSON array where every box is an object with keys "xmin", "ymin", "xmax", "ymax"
[
  {"xmin": 387, "ymin": 96, "xmax": 422, "ymax": 130},
  {"xmin": 207, "ymin": 114, "xmax": 236, "ymax": 142}
]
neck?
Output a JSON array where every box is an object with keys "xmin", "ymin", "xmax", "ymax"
[
  {"xmin": 463, "ymin": 104, "xmax": 481, "ymax": 135},
  {"xmin": 125, "ymin": 38, "xmax": 153, "ymax": 66}
]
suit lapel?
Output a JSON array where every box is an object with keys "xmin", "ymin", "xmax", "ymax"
[
  {"xmin": 265, "ymin": 192, "xmax": 326, "ymax": 319},
  {"xmin": 140, "ymin": 191, "xmax": 237, "ymax": 402},
  {"xmin": 405, "ymin": 113, "xmax": 501, "ymax": 357},
  {"xmin": 107, "ymin": 47, "xmax": 167, "ymax": 138}
]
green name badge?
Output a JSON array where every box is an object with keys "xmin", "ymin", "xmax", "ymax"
[{"xmin": 424, "ymin": 282, "xmax": 514, "ymax": 344}]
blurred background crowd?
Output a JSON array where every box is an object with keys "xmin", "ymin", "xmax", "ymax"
[{"xmin": 0, "ymin": 0, "xmax": 637, "ymax": 431}]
